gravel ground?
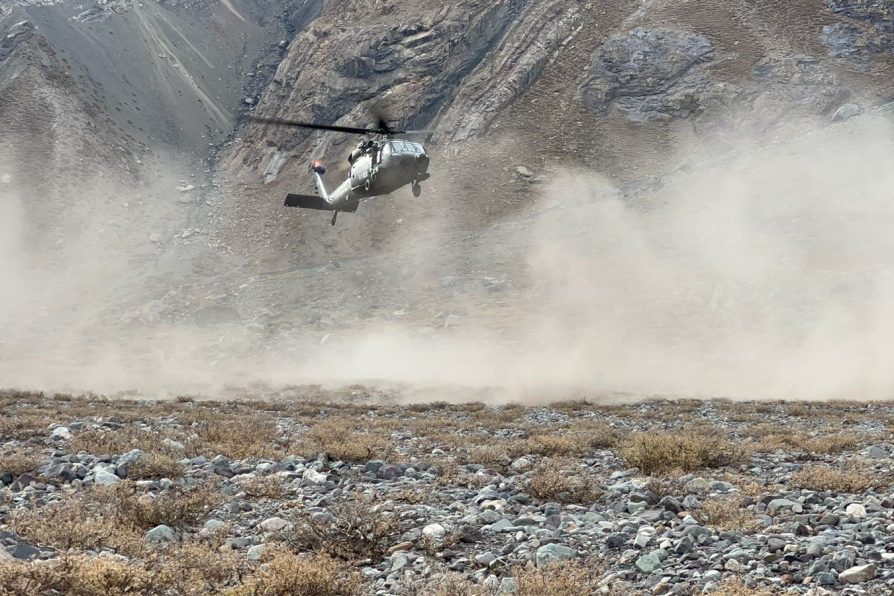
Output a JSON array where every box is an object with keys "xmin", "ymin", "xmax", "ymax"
[{"xmin": 1, "ymin": 389, "xmax": 894, "ymax": 595}]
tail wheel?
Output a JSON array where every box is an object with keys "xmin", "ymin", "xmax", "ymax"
[
  {"xmin": 364, "ymin": 179, "xmax": 371, "ymax": 192},
  {"xmin": 412, "ymin": 183, "xmax": 421, "ymax": 198}
]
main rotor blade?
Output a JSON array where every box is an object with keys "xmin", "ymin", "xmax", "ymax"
[{"xmin": 248, "ymin": 116, "xmax": 381, "ymax": 136}]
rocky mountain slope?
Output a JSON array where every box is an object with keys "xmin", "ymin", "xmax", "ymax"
[{"xmin": 217, "ymin": 0, "xmax": 894, "ymax": 263}]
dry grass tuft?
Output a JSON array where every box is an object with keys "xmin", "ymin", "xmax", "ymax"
[
  {"xmin": 513, "ymin": 561, "xmax": 604, "ymax": 595},
  {"xmin": 12, "ymin": 481, "xmax": 221, "ymax": 556},
  {"xmin": 0, "ymin": 544, "xmax": 241, "ymax": 595},
  {"xmin": 0, "ymin": 555, "xmax": 153, "ymax": 595},
  {"xmin": 525, "ymin": 458, "xmax": 603, "ymax": 504},
  {"xmin": 289, "ymin": 496, "xmax": 401, "ymax": 562},
  {"xmin": 292, "ymin": 419, "xmax": 394, "ymax": 462},
  {"xmin": 0, "ymin": 452, "xmax": 41, "ymax": 477},
  {"xmin": 620, "ymin": 430, "xmax": 748, "ymax": 474},
  {"xmin": 697, "ymin": 497, "xmax": 762, "ymax": 532},
  {"xmin": 193, "ymin": 417, "xmax": 284, "ymax": 460},
  {"xmin": 226, "ymin": 550, "xmax": 363, "ymax": 596},
  {"xmin": 792, "ymin": 463, "xmax": 889, "ymax": 493},
  {"xmin": 710, "ymin": 577, "xmax": 777, "ymax": 595},
  {"xmin": 238, "ymin": 476, "xmax": 289, "ymax": 500},
  {"xmin": 127, "ymin": 452, "xmax": 185, "ymax": 480},
  {"xmin": 0, "ymin": 413, "xmax": 52, "ymax": 441}
]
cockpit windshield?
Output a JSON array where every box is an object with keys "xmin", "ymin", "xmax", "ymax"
[{"xmin": 388, "ymin": 141, "xmax": 424, "ymax": 154}]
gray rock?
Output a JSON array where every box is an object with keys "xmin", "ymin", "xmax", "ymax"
[
  {"xmin": 391, "ymin": 552, "xmax": 412, "ymax": 571},
  {"xmin": 365, "ymin": 460, "xmax": 385, "ymax": 475},
  {"xmin": 767, "ymin": 498, "xmax": 798, "ymax": 515},
  {"xmin": 682, "ymin": 495, "xmax": 701, "ymax": 510},
  {"xmin": 246, "ymin": 544, "xmax": 266, "ymax": 561},
  {"xmin": 377, "ymin": 465, "xmax": 403, "ymax": 480},
  {"xmin": 846, "ymin": 503, "xmax": 867, "ymax": 519},
  {"xmin": 833, "ymin": 103, "xmax": 862, "ymax": 122},
  {"xmin": 162, "ymin": 438, "xmax": 186, "ymax": 452},
  {"xmin": 145, "ymin": 525, "xmax": 175, "ymax": 544},
  {"xmin": 498, "ymin": 577, "xmax": 519, "ymax": 595},
  {"xmin": 203, "ymin": 519, "xmax": 226, "ymax": 532},
  {"xmin": 535, "ymin": 543, "xmax": 576, "ymax": 567},
  {"xmin": 839, "ymin": 563, "xmax": 877, "ymax": 584},
  {"xmin": 9, "ymin": 543, "xmax": 40, "ymax": 560},
  {"xmin": 422, "ymin": 523, "xmax": 446, "ymax": 541},
  {"xmin": 50, "ymin": 426, "xmax": 71, "ymax": 440},
  {"xmin": 259, "ymin": 517, "xmax": 291, "ymax": 533},
  {"xmin": 635, "ymin": 552, "xmax": 662, "ymax": 574},
  {"xmin": 510, "ymin": 457, "xmax": 532, "ymax": 472},
  {"xmin": 94, "ymin": 469, "xmax": 121, "ymax": 486},
  {"xmin": 118, "ymin": 449, "xmax": 144, "ymax": 467},
  {"xmin": 475, "ymin": 551, "xmax": 497, "ymax": 566}
]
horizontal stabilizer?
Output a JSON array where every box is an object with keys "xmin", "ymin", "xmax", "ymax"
[{"xmin": 284, "ymin": 194, "xmax": 357, "ymax": 213}]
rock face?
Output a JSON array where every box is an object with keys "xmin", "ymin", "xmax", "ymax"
[
  {"xmin": 580, "ymin": 28, "xmax": 716, "ymax": 121},
  {"xmin": 580, "ymin": 29, "xmax": 848, "ymax": 126},
  {"xmin": 824, "ymin": 0, "xmax": 894, "ymax": 64},
  {"xmin": 228, "ymin": 0, "xmax": 582, "ymax": 178}
]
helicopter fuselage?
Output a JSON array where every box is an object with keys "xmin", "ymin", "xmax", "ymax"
[{"xmin": 313, "ymin": 139, "xmax": 429, "ymax": 208}]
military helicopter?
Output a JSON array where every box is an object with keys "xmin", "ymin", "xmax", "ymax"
[{"xmin": 250, "ymin": 115, "xmax": 432, "ymax": 225}]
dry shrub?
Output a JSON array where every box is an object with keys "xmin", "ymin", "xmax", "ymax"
[
  {"xmin": 0, "ymin": 544, "xmax": 241, "ymax": 595},
  {"xmin": 513, "ymin": 561, "xmax": 603, "ymax": 596},
  {"xmin": 620, "ymin": 430, "xmax": 747, "ymax": 474},
  {"xmin": 128, "ymin": 452, "xmax": 185, "ymax": 480},
  {"xmin": 697, "ymin": 497, "xmax": 762, "ymax": 532},
  {"xmin": 644, "ymin": 474, "xmax": 687, "ymax": 500},
  {"xmin": 226, "ymin": 549, "xmax": 363, "ymax": 596},
  {"xmin": 70, "ymin": 427, "xmax": 158, "ymax": 456},
  {"xmin": 711, "ymin": 577, "xmax": 776, "ymax": 596},
  {"xmin": 0, "ymin": 413, "xmax": 51, "ymax": 440},
  {"xmin": 0, "ymin": 555, "xmax": 152, "ymax": 595},
  {"xmin": 792, "ymin": 463, "xmax": 888, "ymax": 493},
  {"xmin": 12, "ymin": 482, "xmax": 220, "ymax": 556},
  {"xmin": 413, "ymin": 573, "xmax": 491, "ymax": 596},
  {"xmin": 525, "ymin": 459, "xmax": 603, "ymax": 504},
  {"xmin": 0, "ymin": 452, "xmax": 40, "ymax": 477},
  {"xmin": 238, "ymin": 476, "xmax": 289, "ymax": 500},
  {"xmin": 804, "ymin": 433, "xmax": 861, "ymax": 455},
  {"xmin": 289, "ymin": 496, "xmax": 401, "ymax": 562},
  {"xmin": 193, "ymin": 416, "xmax": 285, "ymax": 460},
  {"xmin": 113, "ymin": 482, "xmax": 222, "ymax": 530},
  {"xmin": 293, "ymin": 419, "xmax": 394, "ymax": 462},
  {"xmin": 12, "ymin": 491, "xmax": 143, "ymax": 555},
  {"xmin": 147, "ymin": 542, "xmax": 241, "ymax": 594}
]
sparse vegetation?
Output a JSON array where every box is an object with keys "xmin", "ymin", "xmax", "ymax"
[
  {"xmin": 525, "ymin": 458, "xmax": 603, "ymax": 504},
  {"xmin": 12, "ymin": 481, "xmax": 220, "ymax": 556},
  {"xmin": 513, "ymin": 561, "xmax": 605, "ymax": 595},
  {"xmin": 792, "ymin": 462, "xmax": 889, "ymax": 493},
  {"xmin": 289, "ymin": 495, "xmax": 402, "ymax": 562},
  {"xmin": 0, "ymin": 452, "xmax": 40, "ymax": 477},
  {"xmin": 226, "ymin": 550, "xmax": 363, "ymax": 596},
  {"xmin": 697, "ymin": 497, "xmax": 762, "ymax": 532},
  {"xmin": 620, "ymin": 430, "xmax": 748, "ymax": 474}
]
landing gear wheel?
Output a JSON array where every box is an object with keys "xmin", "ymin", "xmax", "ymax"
[{"xmin": 412, "ymin": 183, "xmax": 421, "ymax": 198}]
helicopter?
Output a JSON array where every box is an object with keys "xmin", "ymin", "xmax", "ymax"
[{"xmin": 249, "ymin": 115, "xmax": 432, "ymax": 225}]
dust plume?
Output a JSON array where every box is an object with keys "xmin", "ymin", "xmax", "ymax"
[
  {"xmin": 295, "ymin": 113, "xmax": 894, "ymax": 400},
  {"xmin": 3, "ymin": 112, "xmax": 894, "ymax": 401}
]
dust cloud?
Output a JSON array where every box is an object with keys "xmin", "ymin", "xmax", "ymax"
[
  {"xmin": 296, "ymin": 113, "xmax": 894, "ymax": 400},
  {"xmin": 3, "ymin": 113, "xmax": 894, "ymax": 401}
]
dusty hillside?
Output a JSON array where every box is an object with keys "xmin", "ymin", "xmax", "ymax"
[{"xmin": 218, "ymin": 0, "xmax": 894, "ymax": 263}]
